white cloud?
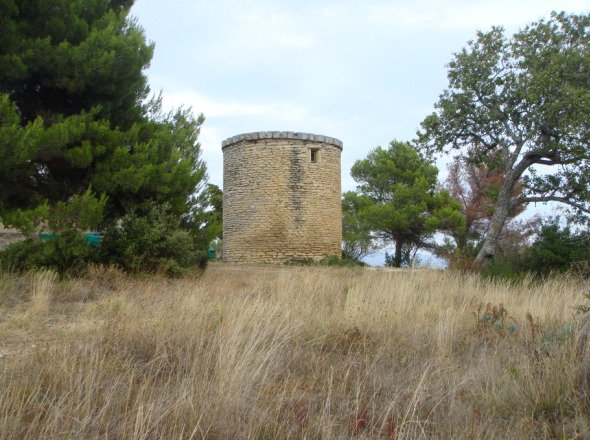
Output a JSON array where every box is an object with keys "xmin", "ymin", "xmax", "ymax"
[
  {"xmin": 132, "ymin": 0, "xmax": 590, "ymax": 197},
  {"xmin": 163, "ymin": 92, "xmax": 268, "ymax": 117},
  {"xmin": 157, "ymin": 89, "xmax": 306, "ymax": 120},
  {"xmin": 198, "ymin": 126, "xmax": 224, "ymax": 186},
  {"xmin": 333, "ymin": 0, "xmax": 588, "ymax": 31},
  {"xmin": 154, "ymin": 89, "xmax": 310, "ymax": 187}
]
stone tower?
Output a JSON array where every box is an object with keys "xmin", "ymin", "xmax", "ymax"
[{"xmin": 222, "ymin": 131, "xmax": 342, "ymax": 263}]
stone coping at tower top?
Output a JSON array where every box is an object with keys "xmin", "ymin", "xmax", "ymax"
[{"xmin": 221, "ymin": 131, "xmax": 343, "ymax": 150}]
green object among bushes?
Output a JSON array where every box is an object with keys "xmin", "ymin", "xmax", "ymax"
[
  {"xmin": 39, "ymin": 232, "xmax": 101, "ymax": 247},
  {"xmin": 1, "ymin": 229, "xmax": 100, "ymax": 276},
  {"xmin": 1, "ymin": 202, "xmax": 210, "ymax": 277},
  {"xmin": 85, "ymin": 234, "xmax": 101, "ymax": 247}
]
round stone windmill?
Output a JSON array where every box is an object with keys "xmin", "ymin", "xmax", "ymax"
[{"xmin": 222, "ymin": 131, "xmax": 342, "ymax": 263}]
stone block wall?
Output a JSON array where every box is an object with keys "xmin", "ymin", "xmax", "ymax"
[
  {"xmin": 0, "ymin": 224, "xmax": 23, "ymax": 251},
  {"xmin": 222, "ymin": 131, "xmax": 342, "ymax": 263}
]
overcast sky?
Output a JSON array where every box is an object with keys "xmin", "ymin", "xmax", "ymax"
[{"xmin": 130, "ymin": 0, "xmax": 587, "ymax": 193}]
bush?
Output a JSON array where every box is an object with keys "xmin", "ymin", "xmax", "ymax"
[
  {"xmin": 283, "ymin": 256, "xmax": 365, "ymax": 267},
  {"xmin": 523, "ymin": 219, "xmax": 590, "ymax": 276},
  {"xmin": 100, "ymin": 204, "xmax": 207, "ymax": 277},
  {"xmin": 482, "ymin": 218, "xmax": 590, "ymax": 282},
  {"xmin": 319, "ymin": 256, "xmax": 366, "ymax": 267},
  {"xmin": 283, "ymin": 258, "xmax": 314, "ymax": 266},
  {"xmin": 0, "ymin": 203, "xmax": 209, "ymax": 277},
  {"xmin": 0, "ymin": 229, "xmax": 99, "ymax": 276},
  {"xmin": 480, "ymin": 257, "xmax": 528, "ymax": 284}
]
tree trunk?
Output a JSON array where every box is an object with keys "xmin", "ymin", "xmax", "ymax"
[
  {"xmin": 394, "ymin": 238, "xmax": 403, "ymax": 268},
  {"xmin": 473, "ymin": 181, "xmax": 514, "ymax": 267}
]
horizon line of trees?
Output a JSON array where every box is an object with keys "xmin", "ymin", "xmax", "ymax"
[{"xmin": 1, "ymin": 2, "xmax": 588, "ymax": 278}]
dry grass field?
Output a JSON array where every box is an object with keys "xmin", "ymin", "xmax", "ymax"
[{"xmin": 1, "ymin": 264, "xmax": 590, "ymax": 439}]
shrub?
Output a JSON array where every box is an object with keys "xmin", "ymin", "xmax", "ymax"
[
  {"xmin": 283, "ymin": 258, "xmax": 314, "ymax": 266},
  {"xmin": 319, "ymin": 256, "xmax": 365, "ymax": 267},
  {"xmin": 480, "ymin": 257, "xmax": 527, "ymax": 283},
  {"xmin": 99, "ymin": 204, "xmax": 207, "ymax": 277},
  {"xmin": 283, "ymin": 256, "xmax": 365, "ymax": 267},
  {"xmin": 0, "ymin": 229, "xmax": 99, "ymax": 276},
  {"xmin": 524, "ymin": 218, "xmax": 590, "ymax": 276},
  {"xmin": 0, "ymin": 205, "xmax": 209, "ymax": 278}
]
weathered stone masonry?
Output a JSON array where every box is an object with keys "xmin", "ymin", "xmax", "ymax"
[{"xmin": 222, "ymin": 131, "xmax": 342, "ymax": 263}]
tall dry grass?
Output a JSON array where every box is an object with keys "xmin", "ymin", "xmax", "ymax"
[{"xmin": 0, "ymin": 264, "xmax": 589, "ymax": 439}]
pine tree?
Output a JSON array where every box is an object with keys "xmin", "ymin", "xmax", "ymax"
[
  {"xmin": 0, "ymin": 0, "xmax": 207, "ymax": 232},
  {"xmin": 346, "ymin": 141, "xmax": 464, "ymax": 267},
  {"xmin": 0, "ymin": 0, "xmax": 210, "ymax": 275}
]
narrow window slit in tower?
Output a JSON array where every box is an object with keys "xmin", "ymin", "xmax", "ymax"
[{"xmin": 310, "ymin": 148, "xmax": 319, "ymax": 163}]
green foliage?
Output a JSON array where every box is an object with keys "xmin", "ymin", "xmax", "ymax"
[
  {"xmin": 417, "ymin": 12, "xmax": 590, "ymax": 264},
  {"xmin": 478, "ymin": 217, "xmax": 590, "ymax": 281},
  {"xmin": 384, "ymin": 252, "xmax": 395, "ymax": 267},
  {"xmin": 480, "ymin": 258, "xmax": 528, "ymax": 284},
  {"xmin": 190, "ymin": 183, "xmax": 223, "ymax": 242},
  {"xmin": 347, "ymin": 141, "xmax": 464, "ymax": 267},
  {"xmin": 384, "ymin": 250, "xmax": 416, "ymax": 268},
  {"xmin": 1, "ymin": 203, "xmax": 50, "ymax": 236},
  {"xmin": 0, "ymin": 0, "xmax": 152, "ymax": 127},
  {"xmin": 524, "ymin": 218, "xmax": 590, "ymax": 276},
  {"xmin": 47, "ymin": 188, "xmax": 107, "ymax": 232},
  {"xmin": 283, "ymin": 256, "xmax": 364, "ymax": 267},
  {"xmin": 474, "ymin": 302, "xmax": 518, "ymax": 338},
  {"xmin": 0, "ymin": 229, "xmax": 99, "ymax": 276},
  {"xmin": 341, "ymin": 192, "xmax": 378, "ymax": 262},
  {"xmin": 0, "ymin": 0, "xmax": 208, "ymax": 237},
  {"xmin": 573, "ymin": 291, "xmax": 590, "ymax": 315},
  {"xmin": 319, "ymin": 256, "xmax": 366, "ymax": 267},
  {"xmin": 99, "ymin": 204, "xmax": 207, "ymax": 277},
  {"xmin": 283, "ymin": 258, "xmax": 315, "ymax": 266},
  {"xmin": 0, "ymin": 0, "xmax": 213, "ymax": 275}
]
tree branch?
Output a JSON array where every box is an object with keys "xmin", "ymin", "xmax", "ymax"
[
  {"xmin": 534, "ymin": 156, "xmax": 588, "ymax": 166},
  {"xmin": 514, "ymin": 195, "xmax": 590, "ymax": 214}
]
